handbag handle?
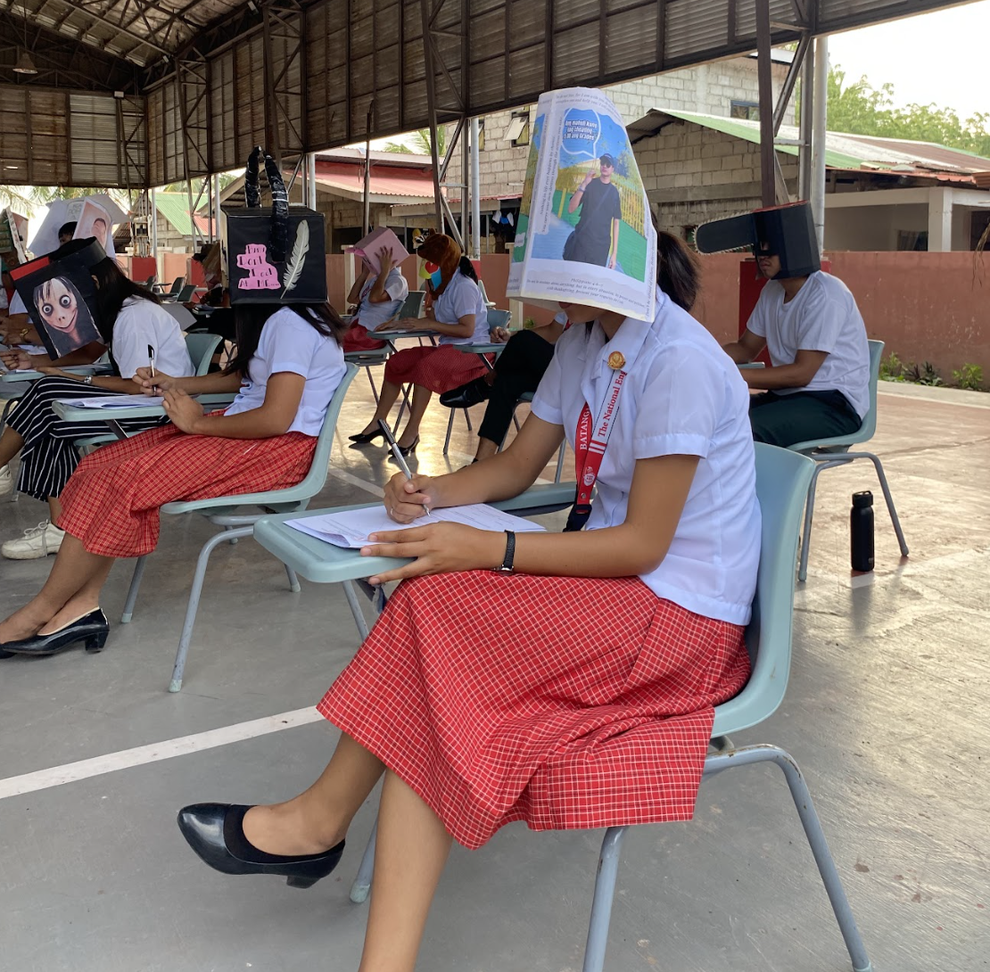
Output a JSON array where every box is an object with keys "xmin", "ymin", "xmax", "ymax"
[{"xmin": 243, "ymin": 145, "xmax": 290, "ymax": 261}]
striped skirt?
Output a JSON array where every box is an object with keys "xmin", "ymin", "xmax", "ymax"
[
  {"xmin": 7, "ymin": 376, "xmax": 165, "ymax": 502},
  {"xmin": 58, "ymin": 423, "xmax": 316, "ymax": 558},
  {"xmin": 383, "ymin": 345, "xmax": 490, "ymax": 394},
  {"xmin": 319, "ymin": 570, "xmax": 750, "ymax": 850}
]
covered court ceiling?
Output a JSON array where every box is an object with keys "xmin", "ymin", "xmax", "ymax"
[{"xmin": 0, "ymin": 0, "xmax": 980, "ymax": 189}]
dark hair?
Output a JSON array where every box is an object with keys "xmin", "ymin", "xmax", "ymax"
[
  {"xmin": 224, "ymin": 302, "xmax": 347, "ymax": 376},
  {"xmin": 90, "ymin": 257, "xmax": 162, "ymax": 343},
  {"xmin": 656, "ymin": 230, "xmax": 701, "ymax": 312},
  {"xmin": 457, "ymin": 256, "xmax": 478, "ymax": 283},
  {"xmin": 57, "ymin": 221, "xmax": 77, "ymax": 240}
]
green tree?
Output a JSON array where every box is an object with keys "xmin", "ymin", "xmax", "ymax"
[
  {"xmin": 385, "ymin": 127, "xmax": 447, "ymax": 157},
  {"xmin": 816, "ymin": 66, "xmax": 990, "ymax": 158}
]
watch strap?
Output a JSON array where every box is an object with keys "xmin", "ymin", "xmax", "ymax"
[{"xmin": 493, "ymin": 530, "xmax": 516, "ymax": 573}]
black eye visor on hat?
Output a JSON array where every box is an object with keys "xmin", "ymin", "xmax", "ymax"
[
  {"xmin": 50, "ymin": 237, "xmax": 107, "ymax": 269},
  {"xmin": 695, "ymin": 201, "xmax": 820, "ymax": 279}
]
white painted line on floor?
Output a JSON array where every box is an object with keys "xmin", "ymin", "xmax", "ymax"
[
  {"xmin": 0, "ymin": 706, "xmax": 325, "ymax": 801},
  {"xmin": 327, "ymin": 466, "xmax": 385, "ymax": 497}
]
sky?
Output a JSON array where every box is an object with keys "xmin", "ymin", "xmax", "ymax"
[{"xmin": 827, "ymin": 1, "xmax": 990, "ymax": 121}]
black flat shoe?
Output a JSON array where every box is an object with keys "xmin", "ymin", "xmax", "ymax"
[
  {"xmin": 439, "ymin": 377, "xmax": 490, "ymax": 408},
  {"xmin": 388, "ymin": 436, "xmax": 419, "ymax": 460},
  {"xmin": 2, "ymin": 609, "xmax": 109, "ymax": 656},
  {"xmin": 349, "ymin": 429, "xmax": 386, "ymax": 444},
  {"xmin": 177, "ymin": 803, "xmax": 345, "ymax": 889}
]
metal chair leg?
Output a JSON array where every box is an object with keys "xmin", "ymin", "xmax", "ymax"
[
  {"xmin": 443, "ymin": 408, "xmax": 456, "ymax": 456},
  {"xmin": 284, "ymin": 564, "xmax": 301, "ymax": 593},
  {"xmin": 798, "ymin": 463, "xmax": 824, "ymax": 582},
  {"xmin": 703, "ymin": 745, "xmax": 873, "ymax": 972},
  {"xmin": 120, "ymin": 555, "xmax": 148, "ymax": 623},
  {"xmin": 863, "ymin": 452, "xmax": 909, "ymax": 556},
  {"xmin": 349, "ymin": 815, "xmax": 378, "ymax": 903},
  {"xmin": 554, "ymin": 440, "xmax": 567, "ymax": 483},
  {"xmin": 581, "ymin": 827, "xmax": 627, "ymax": 972},
  {"xmin": 169, "ymin": 525, "xmax": 253, "ymax": 693},
  {"xmin": 464, "ymin": 408, "xmax": 473, "ymax": 432},
  {"xmin": 365, "ymin": 366, "xmax": 379, "ymax": 404},
  {"xmin": 342, "ymin": 579, "xmax": 371, "ymax": 641}
]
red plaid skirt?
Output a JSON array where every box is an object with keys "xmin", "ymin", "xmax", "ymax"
[
  {"xmin": 58, "ymin": 424, "xmax": 316, "ymax": 558},
  {"xmin": 318, "ymin": 571, "xmax": 749, "ymax": 849},
  {"xmin": 383, "ymin": 344, "xmax": 489, "ymax": 394}
]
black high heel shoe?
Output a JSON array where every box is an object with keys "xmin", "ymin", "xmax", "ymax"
[
  {"xmin": 177, "ymin": 803, "xmax": 345, "ymax": 889},
  {"xmin": 348, "ymin": 429, "xmax": 386, "ymax": 445},
  {"xmin": 1, "ymin": 609, "xmax": 109, "ymax": 657},
  {"xmin": 388, "ymin": 436, "xmax": 420, "ymax": 460}
]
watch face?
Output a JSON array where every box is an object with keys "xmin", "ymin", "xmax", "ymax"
[{"xmin": 492, "ymin": 565, "xmax": 515, "ymax": 574}]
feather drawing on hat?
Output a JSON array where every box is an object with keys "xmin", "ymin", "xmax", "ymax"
[{"xmin": 280, "ymin": 221, "xmax": 310, "ymax": 297}]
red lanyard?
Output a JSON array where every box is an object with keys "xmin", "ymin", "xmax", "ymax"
[{"xmin": 564, "ymin": 365, "xmax": 628, "ymax": 532}]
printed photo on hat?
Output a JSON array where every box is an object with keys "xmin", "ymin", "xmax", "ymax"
[{"xmin": 508, "ymin": 87, "xmax": 656, "ymax": 322}]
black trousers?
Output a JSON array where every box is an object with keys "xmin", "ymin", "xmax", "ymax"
[
  {"xmin": 478, "ymin": 329, "xmax": 556, "ymax": 446},
  {"xmin": 748, "ymin": 389, "xmax": 862, "ymax": 448}
]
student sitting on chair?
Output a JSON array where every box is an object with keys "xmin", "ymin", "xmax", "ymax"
[
  {"xmin": 0, "ymin": 242, "xmax": 194, "ymax": 560},
  {"xmin": 342, "ymin": 245, "xmax": 409, "ymax": 352},
  {"xmin": 716, "ymin": 203, "xmax": 870, "ymax": 448},
  {"xmin": 348, "ymin": 232, "xmax": 489, "ymax": 457},
  {"xmin": 175, "ymin": 213, "xmax": 762, "ymax": 972},
  {"xmin": 446, "ymin": 230, "xmax": 702, "ymax": 464},
  {"xmin": 0, "ymin": 274, "xmax": 347, "ymax": 658}
]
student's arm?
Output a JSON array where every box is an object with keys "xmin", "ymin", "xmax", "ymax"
[
  {"xmin": 722, "ymin": 328, "xmax": 766, "ymax": 364},
  {"xmin": 347, "ymin": 267, "xmax": 370, "ymax": 306},
  {"xmin": 568, "ymin": 171, "xmax": 595, "ymax": 213},
  {"xmin": 160, "ymin": 371, "xmax": 305, "ymax": 439},
  {"xmin": 135, "ymin": 367, "xmax": 243, "ymax": 395},
  {"xmin": 37, "ymin": 369, "xmax": 141, "ymax": 393},
  {"xmin": 1, "ymin": 341, "xmax": 105, "ymax": 372},
  {"xmin": 365, "ymin": 435, "xmax": 699, "ymax": 584},
  {"xmin": 367, "ymin": 249, "xmax": 399, "ymax": 303},
  {"xmin": 740, "ymin": 350, "xmax": 827, "ymax": 389},
  {"xmin": 414, "ymin": 313, "xmax": 475, "ymax": 339},
  {"xmin": 0, "ymin": 314, "xmax": 39, "ymax": 345}
]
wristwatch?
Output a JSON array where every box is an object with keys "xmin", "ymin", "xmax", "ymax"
[
  {"xmin": 492, "ymin": 530, "xmax": 516, "ymax": 574},
  {"xmin": 82, "ymin": 375, "xmax": 94, "ymax": 385}
]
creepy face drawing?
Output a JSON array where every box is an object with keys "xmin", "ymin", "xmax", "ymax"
[{"xmin": 31, "ymin": 274, "xmax": 101, "ymax": 357}]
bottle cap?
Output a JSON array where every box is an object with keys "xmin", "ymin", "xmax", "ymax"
[{"xmin": 852, "ymin": 490, "xmax": 873, "ymax": 509}]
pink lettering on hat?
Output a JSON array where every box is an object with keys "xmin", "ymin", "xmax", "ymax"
[{"xmin": 236, "ymin": 244, "xmax": 280, "ymax": 289}]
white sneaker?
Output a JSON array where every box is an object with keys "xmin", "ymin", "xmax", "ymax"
[
  {"xmin": 0, "ymin": 465, "xmax": 11, "ymax": 496},
  {"xmin": 2, "ymin": 521, "xmax": 65, "ymax": 560}
]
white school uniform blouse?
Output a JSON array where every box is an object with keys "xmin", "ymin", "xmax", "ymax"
[
  {"xmin": 433, "ymin": 271, "xmax": 489, "ymax": 345},
  {"xmin": 746, "ymin": 271, "xmax": 870, "ymax": 418},
  {"xmin": 224, "ymin": 306, "xmax": 346, "ymax": 437},
  {"xmin": 111, "ymin": 297, "xmax": 194, "ymax": 379},
  {"xmin": 355, "ymin": 268, "xmax": 409, "ymax": 330},
  {"xmin": 531, "ymin": 288, "xmax": 761, "ymax": 626}
]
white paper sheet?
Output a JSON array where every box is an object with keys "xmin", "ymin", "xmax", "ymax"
[
  {"xmin": 54, "ymin": 394, "xmax": 164, "ymax": 409},
  {"xmin": 285, "ymin": 503, "xmax": 546, "ymax": 549}
]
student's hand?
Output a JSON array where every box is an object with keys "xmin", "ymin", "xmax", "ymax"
[
  {"xmin": 382, "ymin": 472, "xmax": 435, "ymax": 523},
  {"xmin": 162, "ymin": 388, "xmax": 204, "ymax": 432},
  {"xmin": 0, "ymin": 349, "xmax": 32, "ymax": 371},
  {"xmin": 360, "ymin": 522, "xmax": 504, "ymax": 585},
  {"xmin": 608, "ymin": 254, "xmax": 617, "ymax": 270},
  {"xmin": 135, "ymin": 366, "xmax": 176, "ymax": 394},
  {"xmin": 580, "ymin": 168, "xmax": 596, "ymax": 189},
  {"xmin": 376, "ymin": 246, "xmax": 395, "ymax": 273},
  {"xmin": 490, "ymin": 326, "xmax": 510, "ymax": 344}
]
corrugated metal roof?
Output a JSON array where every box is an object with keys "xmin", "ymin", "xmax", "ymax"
[
  {"xmin": 155, "ymin": 192, "xmax": 215, "ymax": 237},
  {"xmin": 641, "ymin": 109, "xmax": 990, "ymax": 181}
]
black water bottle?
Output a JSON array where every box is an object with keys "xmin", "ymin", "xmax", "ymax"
[{"xmin": 850, "ymin": 491, "xmax": 875, "ymax": 573}]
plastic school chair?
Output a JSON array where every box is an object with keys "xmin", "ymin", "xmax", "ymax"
[
  {"xmin": 73, "ymin": 332, "xmax": 223, "ymax": 456},
  {"xmin": 787, "ymin": 339, "xmax": 908, "ymax": 582},
  {"xmin": 346, "ymin": 445, "xmax": 873, "ymax": 972},
  {"xmin": 345, "ymin": 290, "xmax": 426, "ymax": 405},
  {"xmin": 118, "ymin": 363, "xmax": 358, "ymax": 693},
  {"xmin": 440, "ymin": 308, "xmax": 512, "ymax": 455}
]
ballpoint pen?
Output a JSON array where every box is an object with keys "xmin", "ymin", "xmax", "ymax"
[
  {"xmin": 378, "ymin": 419, "xmax": 432, "ymax": 519},
  {"xmin": 148, "ymin": 344, "xmax": 158, "ymax": 392}
]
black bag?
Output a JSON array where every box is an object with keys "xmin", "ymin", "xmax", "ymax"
[
  {"xmin": 222, "ymin": 147, "xmax": 327, "ymax": 304},
  {"xmin": 562, "ymin": 229, "xmax": 577, "ymax": 261}
]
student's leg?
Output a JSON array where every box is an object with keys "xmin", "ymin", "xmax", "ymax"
[
  {"xmin": 241, "ymin": 732, "xmax": 386, "ymax": 856},
  {"xmin": 357, "ymin": 380, "xmax": 403, "ymax": 435},
  {"xmin": 0, "ymin": 534, "xmax": 113, "ymax": 642},
  {"xmin": 476, "ymin": 370, "xmax": 534, "ymax": 458},
  {"xmin": 749, "ymin": 391, "xmax": 860, "ymax": 448},
  {"xmin": 358, "ymin": 771, "xmax": 453, "ymax": 972},
  {"xmin": 398, "ymin": 384, "xmax": 432, "ymax": 447},
  {"xmin": 0, "ymin": 427, "xmax": 24, "ymax": 468}
]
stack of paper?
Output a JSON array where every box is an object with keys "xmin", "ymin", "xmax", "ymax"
[
  {"xmin": 54, "ymin": 394, "xmax": 164, "ymax": 409},
  {"xmin": 286, "ymin": 503, "xmax": 545, "ymax": 549}
]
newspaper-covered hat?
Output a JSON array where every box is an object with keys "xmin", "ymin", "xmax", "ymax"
[{"xmin": 507, "ymin": 88, "xmax": 657, "ymax": 322}]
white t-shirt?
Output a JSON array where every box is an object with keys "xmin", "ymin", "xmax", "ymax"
[
  {"xmin": 434, "ymin": 271, "xmax": 489, "ymax": 345},
  {"xmin": 225, "ymin": 306, "xmax": 346, "ymax": 437},
  {"xmin": 9, "ymin": 292, "xmax": 25, "ymax": 314},
  {"xmin": 532, "ymin": 288, "xmax": 761, "ymax": 626},
  {"xmin": 112, "ymin": 297, "xmax": 194, "ymax": 379},
  {"xmin": 355, "ymin": 268, "xmax": 409, "ymax": 330},
  {"xmin": 746, "ymin": 271, "xmax": 870, "ymax": 418}
]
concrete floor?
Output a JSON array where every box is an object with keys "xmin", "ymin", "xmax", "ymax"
[{"xmin": 1, "ymin": 373, "xmax": 988, "ymax": 972}]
